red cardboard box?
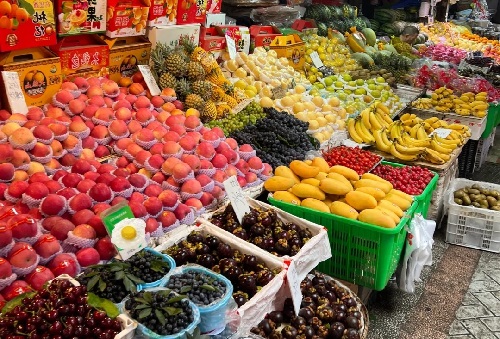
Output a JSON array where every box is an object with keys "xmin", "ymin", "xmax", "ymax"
[
  {"xmin": 199, "ymin": 26, "xmax": 225, "ymax": 60},
  {"xmin": 206, "ymin": 0, "xmax": 221, "ymax": 13},
  {"xmin": 0, "ymin": 0, "xmax": 57, "ymax": 52},
  {"xmin": 177, "ymin": 0, "xmax": 207, "ymax": 24},
  {"xmin": 148, "ymin": 0, "xmax": 177, "ymax": 26},
  {"xmin": 291, "ymin": 19, "xmax": 317, "ymax": 32},
  {"xmin": 249, "ymin": 25, "xmax": 281, "ymax": 52},
  {"xmin": 50, "ymin": 35, "xmax": 109, "ymax": 79},
  {"xmin": 56, "ymin": 0, "xmax": 107, "ymax": 36},
  {"xmin": 106, "ymin": 0, "xmax": 149, "ymax": 37},
  {"xmin": 215, "ymin": 25, "xmax": 250, "ymax": 54}
]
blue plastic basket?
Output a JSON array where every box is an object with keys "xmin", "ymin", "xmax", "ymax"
[
  {"xmin": 136, "ymin": 248, "xmax": 176, "ymax": 292},
  {"xmin": 163, "ymin": 265, "xmax": 233, "ymax": 335}
]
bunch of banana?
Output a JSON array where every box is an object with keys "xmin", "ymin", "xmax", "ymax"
[
  {"xmin": 431, "ymin": 87, "xmax": 456, "ymax": 112},
  {"xmin": 412, "ymin": 98, "xmax": 433, "ymax": 110},
  {"xmin": 347, "ymin": 103, "xmax": 394, "ymax": 144},
  {"xmin": 452, "ymin": 91, "xmax": 489, "ymax": 117}
]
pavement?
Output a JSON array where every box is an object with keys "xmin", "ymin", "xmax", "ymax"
[{"xmin": 367, "ymin": 128, "xmax": 500, "ymax": 339}]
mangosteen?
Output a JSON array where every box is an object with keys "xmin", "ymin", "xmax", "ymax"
[
  {"xmin": 291, "ymin": 316, "xmax": 307, "ymax": 328},
  {"xmin": 242, "ymin": 254, "xmax": 258, "ymax": 270},
  {"xmin": 269, "ymin": 333, "xmax": 283, "ymax": 339},
  {"xmin": 299, "ymin": 228, "xmax": 313, "ymax": 239},
  {"xmin": 238, "ymin": 274, "xmax": 257, "ymax": 295},
  {"xmin": 343, "ymin": 297, "xmax": 357, "ymax": 308},
  {"xmin": 301, "ymin": 279, "xmax": 313, "ymax": 291},
  {"xmin": 315, "ymin": 284, "xmax": 327, "ymax": 296},
  {"xmin": 204, "ymin": 235, "xmax": 219, "ymax": 249},
  {"xmin": 257, "ymin": 269, "xmax": 275, "ymax": 286},
  {"xmin": 317, "ymin": 305, "xmax": 334, "ymax": 322},
  {"xmin": 289, "ymin": 237, "xmax": 303, "ymax": 247},
  {"xmin": 316, "ymin": 296, "xmax": 330, "ymax": 306},
  {"xmin": 197, "ymin": 254, "xmax": 216, "ymax": 268},
  {"xmin": 195, "ymin": 243, "xmax": 210, "ymax": 255},
  {"xmin": 275, "ymin": 238, "xmax": 290, "ymax": 254},
  {"xmin": 273, "ymin": 227, "xmax": 284, "ymax": 237},
  {"xmin": 211, "ymin": 265, "xmax": 221, "ymax": 274},
  {"xmin": 262, "ymin": 237, "xmax": 275, "ymax": 250},
  {"xmin": 210, "ymin": 218, "xmax": 224, "ymax": 228},
  {"xmin": 184, "ymin": 246, "xmax": 197, "ymax": 260},
  {"xmin": 298, "ymin": 307, "xmax": 314, "ymax": 321},
  {"xmin": 224, "ymin": 266, "xmax": 243, "ymax": 284},
  {"xmin": 324, "ymin": 290, "xmax": 337, "ymax": 303},
  {"xmin": 233, "ymin": 292, "xmax": 248, "ymax": 307},
  {"xmin": 300, "ymin": 297, "xmax": 316, "ymax": 310},
  {"xmin": 334, "ymin": 310, "xmax": 346, "ymax": 322},
  {"xmin": 349, "ymin": 311, "xmax": 362, "ymax": 319},
  {"xmin": 172, "ymin": 248, "xmax": 189, "ymax": 265},
  {"xmin": 260, "ymin": 215, "xmax": 272, "ymax": 227},
  {"xmin": 309, "ymin": 317, "xmax": 322, "ymax": 331},
  {"xmin": 334, "ymin": 303, "xmax": 347, "ymax": 313},
  {"xmin": 274, "ymin": 230, "xmax": 291, "ymax": 241},
  {"xmin": 233, "ymin": 249, "xmax": 244, "ymax": 263},
  {"xmin": 233, "ymin": 227, "xmax": 248, "ymax": 240},
  {"xmin": 302, "ymin": 326, "xmax": 315, "ymax": 339},
  {"xmin": 328, "ymin": 322, "xmax": 345, "ymax": 339},
  {"xmin": 335, "ymin": 287, "xmax": 348, "ymax": 299},
  {"xmin": 287, "ymin": 223, "xmax": 300, "ymax": 232},
  {"xmin": 346, "ymin": 315, "xmax": 360, "ymax": 329},
  {"xmin": 345, "ymin": 328, "xmax": 360, "ymax": 339},
  {"xmin": 258, "ymin": 318, "xmax": 275, "ymax": 335},
  {"xmin": 316, "ymin": 326, "xmax": 329, "ymax": 337},
  {"xmin": 219, "ymin": 258, "xmax": 237, "ymax": 271},
  {"xmin": 281, "ymin": 325, "xmax": 298, "ymax": 339},
  {"xmin": 267, "ymin": 311, "xmax": 284, "ymax": 325},
  {"xmin": 217, "ymin": 242, "xmax": 234, "ymax": 258},
  {"xmin": 253, "ymin": 236, "xmax": 265, "ymax": 249},
  {"xmin": 249, "ymin": 223, "xmax": 265, "ymax": 236},
  {"xmin": 242, "ymin": 213, "xmax": 257, "ymax": 227},
  {"xmin": 250, "ymin": 327, "xmax": 265, "ymax": 336},
  {"xmin": 312, "ymin": 275, "xmax": 326, "ymax": 286},
  {"xmin": 186, "ymin": 231, "xmax": 203, "ymax": 244}
]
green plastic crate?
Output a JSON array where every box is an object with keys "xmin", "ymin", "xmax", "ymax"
[
  {"xmin": 268, "ymin": 195, "xmax": 418, "ymax": 291},
  {"xmin": 375, "ymin": 161, "xmax": 439, "ymax": 218},
  {"xmin": 481, "ymin": 104, "xmax": 499, "ymax": 139}
]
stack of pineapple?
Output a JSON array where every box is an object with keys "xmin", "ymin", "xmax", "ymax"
[{"xmin": 151, "ymin": 39, "xmax": 246, "ymax": 121}]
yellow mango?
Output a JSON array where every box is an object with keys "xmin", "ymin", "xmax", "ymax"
[
  {"xmin": 275, "ymin": 166, "xmax": 300, "ymax": 184},
  {"xmin": 376, "ymin": 206, "xmax": 401, "ymax": 224},
  {"xmin": 327, "ymin": 173, "xmax": 353, "ymax": 190},
  {"xmin": 354, "ymin": 179, "xmax": 392, "ymax": 194},
  {"xmin": 361, "ymin": 173, "xmax": 393, "ymax": 188},
  {"xmin": 289, "ymin": 160, "xmax": 320, "ymax": 179},
  {"xmin": 329, "ymin": 165, "xmax": 359, "ymax": 182},
  {"xmin": 355, "ymin": 187, "xmax": 386, "ymax": 201},
  {"xmin": 301, "ymin": 178, "xmax": 320, "ymax": 187},
  {"xmin": 301, "ymin": 198, "xmax": 330, "ymax": 213},
  {"xmin": 319, "ymin": 178, "xmax": 352, "ymax": 195},
  {"xmin": 384, "ymin": 194, "xmax": 411, "ymax": 211},
  {"xmin": 272, "ymin": 191, "xmax": 301, "ymax": 205},
  {"xmin": 291, "ymin": 183, "xmax": 326, "ymax": 200},
  {"xmin": 304, "ymin": 160, "xmax": 312, "ymax": 165},
  {"xmin": 345, "ymin": 191, "xmax": 378, "ymax": 211},
  {"xmin": 315, "ymin": 172, "xmax": 328, "ymax": 181},
  {"xmin": 378, "ymin": 200, "xmax": 404, "ymax": 217},
  {"xmin": 330, "ymin": 201, "xmax": 359, "ymax": 220},
  {"xmin": 358, "ymin": 209, "xmax": 396, "ymax": 228},
  {"xmin": 264, "ymin": 176, "xmax": 295, "ymax": 192},
  {"xmin": 389, "ymin": 189, "xmax": 413, "ymax": 203},
  {"xmin": 311, "ymin": 157, "xmax": 331, "ymax": 172}
]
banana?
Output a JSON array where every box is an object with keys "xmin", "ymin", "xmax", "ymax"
[
  {"xmin": 389, "ymin": 122, "xmax": 402, "ymax": 140},
  {"xmin": 430, "ymin": 139, "xmax": 453, "ymax": 154},
  {"xmin": 369, "ymin": 111, "xmax": 383, "ymax": 130},
  {"xmin": 395, "ymin": 142, "xmax": 425, "ymax": 155},
  {"xmin": 373, "ymin": 129, "xmax": 392, "ymax": 153},
  {"xmin": 424, "ymin": 149, "xmax": 445, "ymax": 164},
  {"xmin": 434, "ymin": 134, "xmax": 461, "ymax": 146},
  {"xmin": 381, "ymin": 129, "xmax": 393, "ymax": 146},
  {"xmin": 409, "ymin": 123, "xmax": 422, "ymax": 139},
  {"xmin": 400, "ymin": 113, "xmax": 412, "ymax": 121},
  {"xmin": 361, "ymin": 109, "xmax": 371, "ymax": 130},
  {"xmin": 424, "ymin": 117, "xmax": 439, "ymax": 124},
  {"xmin": 390, "ymin": 143, "xmax": 420, "ymax": 161},
  {"xmin": 447, "ymin": 123, "xmax": 467, "ymax": 131},
  {"xmin": 357, "ymin": 118, "xmax": 375, "ymax": 143},
  {"xmin": 402, "ymin": 134, "xmax": 431, "ymax": 147},
  {"xmin": 432, "ymin": 138, "xmax": 456, "ymax": 150},
  {"xmin": 416, "ymin": 124, "xmax": 428, "ymax": 140},
  {"xmin": 376, "ymin": 102, "xmax": 390, "ymax": 115},
  {"xmin": 379, "ymin": 111, "xmax": 393, "ymax": 125},
  {"xmin": 347, "ymin": 118, "xmax": 364, "ymax": 144}
]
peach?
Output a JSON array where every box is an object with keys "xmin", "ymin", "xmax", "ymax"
[
  {"xmin": 23, "ymin": 120, "xmax": 38, "ymax": 129},
  {"xmin": 0, "ymin": 109, "xmax": 11, "ymax": 121},
  {"xmin": 0, "ymin": 222, "xmax": 13, "ymax": 248},
  {"xmin": 10, "ymin": 148, "xmax": 30, "ymax": 168},
  {"xmin": 144, "ymin": 184, "xmax": 162, "ymax": 198},
  {"xmin": 57, "ymin": 187, "xmax": 77, "ymax": 200},
  {"xmin": 101, "ymin": 79, "xmax": 120, "ymax": 96},
  {"xmin": 8, "ymin": 242, "xmax": 38, "ymax": 268},
  {"xmin": 95, "ymin": 173, "xmax": 116, "ymax": 185},
  {"xmin": 94, "ymin": 145, "xmax": 110, "ymax": 158},
  {"xmin": 33, "ymin": 234, "xmax": 61, "ymax": 258},
  {"xmin": 26, "ymin": 265, "xmax": 55, "ymax": 290},
  {"xmin": 2, "ymin": 122, "xmax": 21, "ymax": 137},
  {"xmin": 202, "ymin": 130, "xmax": 219, "ymax": 142},
  {"xmin": 196, "ymin": 174, "xmax": 212, "ymax": 187},
  {"xmin": 161, "ymin": 87, "xmax": 176, "ymax": 97},
  {"xmin": 61, "ymin": 81, "xmax": 79, "ymax": 92},
  {"xmin": 12, "ymin": 170, "xmax": 28, "ymax": 182},
  {"xmin": 48, "ymin": 123, "xmax": 68, "ymax": 137},
  {"xmin": 181, "ymin": 154, "xmax": 201, "ymax": 171},
  {"xmin": 94, "ymin": 236, "xmax": 116, "ymax": 260},
  {"xmin": 114, "ymin": 99, "xmax": 132, "ymax": 110},
  {"xmin": 179, "ymin": 135, "xmax": 196, "ymax": 152},
  {"xmin": 84, "ymin": 172, "xmax": 100, "ymax": 182},
  {"xmin": 226, "ymin": 137, "xmax": 238, "ymax": 150},
  {"xmin": 210, "ymin": 127, "xmax": 224, "ymax": 138},
  {"xmin": 129, "ymin": 201, "xmax": 147, "ymax": 218},
  {"xmin": 56, "ymin": 115, "xmax": 72, "ymax": 126},
  {"xmin": 61, "ymin": 153, "xmax": 78, "ymax": 167},
  {"xmin": 184, "ymin": 116, "xmax": 201, "ymax": 130},
  {"xmin": 128, "ymin": 173, "xmax": 147, "ymax": 189},
  {"xmin": 72, "ymin": 209, "xmax": 95, "ymax": 226},
  {"xmin": 129, "ymin": 192, "xmax": 145, "ymax": 204},
  {"xmin": 212, "ymin": 170, "xmax": 228, "ymax": 184},
  {"xmin": 146, "ymin": 154, "xmax": 163, "ymax": 170},
  {"xmin": 68, "ymin": 192, "xmax": 92, "ymax": 212},
  {"xmin": 41, "ymin": 216, "xmax": 63, "ymax": 232},
  {"xmin": 150, "ymin": 143, "xmax": 163, "ymax": 156},
  {"xmin": 169, "ymin": 124, "xmax": 186, "ymax": 136},
  {"xmin": 181, "ymin": 179, "xmax": 202, "ymax": 194},
  {"xmin": 0, "ymin": 182, "xmax": 6, "ymax": 198},
  {"xmin": 161, "ymin": 157, "xmax": 182, "ymax": 175},
  {"xmin": 235, "ymin": 159, "xmax": 250, "ymax": 174},
  {"xmin": 113, "ymin": 168, "xmax": 130, "ymax": 177},
  {"xmin": 153, "ymin": 126, "xmax": 168, "ymax": 140},
  {"xmin": 73, "ymin": 77, "xmax": 89, "ymax": 90},
  {"xmin": 27, "ymin": 162, "xmax": 45, "ymax": 176},
  {"xmin": 160, "ymin": 210, "xmax": 178, "ymax": 228},
  {"xmin": 200, "ymin": 159, "xmax": 214, "ymax": 170},
  {"xmin": 145, "ymin": 218, "xmax": 160, "ymax": 234},
  {"xmin": 151, "ymin": 96, "xmax": 165, "ymax": 108},
  {"xmin": 174, "ymin": 203, "xmax": 192, "ymax": 221},
  {"xmin": 109, "ymin": 177, "xmax": 132, "ymax": 193},
  {"xmin": 48, "ymin": 253, "xmax": 79, "ymax": 277},
  {"xmin": 146, "ymin": 121, "xmax": 162, "ymax": 131},
  {"xmin": 73, "ymin": 224, "xmax": 97, "ymax": 239},
  {"xmin": 262, "ymin": 163, "xmax": 273, "ymax": 176},
  {"xmin": 7, "ymin": 180, "xmax": 29, "ymax": 199},
  {"xmin": 211, "ymin": 185, "xmax": 224, "ymax": 199},
  {"xmin": 69, "ymin": 119, "xmax": 88, "ymax": 134},
  {"xmin": 103, "ymin": 97, "xmax": 114, "ymax": 108},
  {"xmin": 45, "ymin": 107, "xmax": 64, "ymax": 119},
  {"xmin": 248, "ymin": 157, "xmax": 263, "ymax": 170},
  {"xmin": 225, "ymin": 164, "xmax": 237, "ymax": 177},
  {"xmin": 10, "ymin": 127, "xmax": 35, "ymax": 146},
  {"xmin": 212, "ymin": 154, "xmax": 228, "ymax": 169},
  {"xmin": 144, "ymin": 197, "xmax": 163, "ymax": 216},
  {"xmin": 151, "ymin": 172, "xmax": 166, "ymax": 185},
  {"xmin": 0, "ymin": 258, "xmax": 12, "ymax": 279},
  {"xmin": 245, "ymin": 172, "xmax": 258, "ymax": 183},
  {"xmin": 172, "ymin": 162, "xmax": 192, "ymax": 180},
  {"xmin": 53, "ymin": 169, "xmax": 68, "ymax": 181},
  {"xmin": 135, "ymin": 96, "xmax": 151, "ymax": 110},
  {"xmin": 158, "ymin": 189, "xmax": 179, "ymax": 208},
  {"xmin": 71, "ymin": 159, "xmax": 92, "ymax": 175},
  {"xmin": 76, "ymin": 248, "xmax": 100, "ymax": 267},
  {"xmin": 125, "ymin": 94, "xmax": 138, "ymax": 105},
  {"xmin": 87, "ymin": 85, "xmax": 104, "ymax": 98},
  {"xmin": 55, "ymin": 90, "xmax": 74, "ymax": 105},
  {"xmin": 94, "ymin": 107, "xmax": 114, "ymax": 122},
  {"xmin": 115, "ymin": 138, "xmax": 134, "ymax": 151},
  {"xmin": 135, "ymin": 107, "xmax": 153, "ymax": 123},
  {"xmin": 97, "ymin": 164, "xmax": 117, "ymax": 174},
  {"xmin": 61, "ymin": 173, "xmax": 83, "ymax": 188},
  {"xmin": 185, "ymin": 198, "xmax": 203, "ymax": 211},
  {"xmin": 111, "ymin": 196, "xmax": 127, "ymax": 206},
  {"xmin": 88, "ymin": 183, "xmax": 113, "ymax": 202},
  {"xmin": 24, "ymin": 182, "xmax": 49, "ymax": 200},
  {"xmin": 82, "ymin": 104, "xmax": 99, "ymax": 120},
  {"xmin": 76, "ymin": 179, "xmax": 96, "ymax": 193},
  {"xmin": 0, "ymin": 143, "xmax": 14, "ymax": 163},
  {"xmin": 40, "ymin": 194, "xmax": 67, "ymax": 216},
  {"xmin": 135, "ymin": 128, "xmax": 155, "ymax": 143},
  {"xmin": 162, "ymin": 140, "xmax": 181, "ymax": 155},
  {"xmin": 128, "ymin": 120, "xmax": 142, "ymax": 134},
  {"xmin": 196, "ymin": 142, "xmax": 215, "ymax": 159},
  {"xmin": 129, "ymin": 83, "xmax": 145, "ymax": 95},
  {"xmin": 166, "ymin": 115, "xmax": 185, "ymax": 127},
  {"xmin": 125, "ymin": 143, "xmax": 143, "ymax": 158},
  {"xmin": 93, "ymin": 203, "xmax": 111, "ymax": 216},
  {"xmin": 90, "ymin": 125, "xmax": 110, "ymax": 140},
  {"xmin": 31, "ymin": 142, "xmax": 51, "ymax": 158},
  {"xmin": 68, "ymin": 99, "xmax": 86, "ymax": 115},
  {"xmin": 126, "ymin": 162, "xmax": 138, "ymax": 175},
  {"xmin": 109, "ymin": 120, "xmax": 129, "ymax": 137},
  {"xmin": 50, "ymin": 139, "xmax": 64, "ymax": 157},
  {"xmin": 237, "ymin": 176, "xmax": 247, "ymax": 187},
  {"xmin": 186, "ymin": 131, "xmax": 201, "ymax": 144},
  {"xmin": 199, "ymin": 192, "xmax": 215, "ymax": 207},
  {"xmin": 44, "ymin": 180, "xmax": 62, "ymax": 194},
  {"xmin": 87, "ymin": 215, "xmax": 106, "ymax": 237},
  {"xmin": 81, "ymin": 136, "xmax": 96, "ymax": 149}
]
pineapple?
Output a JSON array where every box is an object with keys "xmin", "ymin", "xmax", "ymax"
[
  {"xmin": 191, "ymin": 47, "xmax": 218, "ymax": 73},
  {"xmin": 211, "ymin": 86, "xmax": 226, "ymax": 102},
  {"xmin": 221, "ymin": 94, "xmax": 238, "ymax": 108},
  {"xmin": 186, "ymin": 62, "xmax": 205, "ymax": 81},
  {"xmin": 164, "ymin": 53, "xmax": 187, "ymax": 78},
  {"xmin": 175, "ymin": 78, "xmax": 191, "ymax": 101},
  {"xmin": 216, "ymin": 103, "xmax": 231, "ymax": 119},
  {"xmin": 158, "ymin": 72, "xmax": 177, "ymax": 90},
  {"xmin": 201, "ymin": 101, "xmax": 218, "ymax": 122},
  {"xmin": 191, "ymin": 81, "xmax": 213, "ymax": 100},
  {"xmin": 206, "ymin": 68, "xmax": 227, "ymax": 86},
  {"xmin": 185, "ymin": 94, "xmax": 204, "ymax": 111}
]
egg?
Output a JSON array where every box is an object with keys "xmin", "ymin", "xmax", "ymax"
[{"xmin": 111, "ymin": 218, "xmax": 146, "ymax": 253}]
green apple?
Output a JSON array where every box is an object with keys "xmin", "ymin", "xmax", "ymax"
[
  {"xmin": 326, "ymin": 86, "xmax": 336, "ymax": 92},
  {"xmin": 344, "ymin": 89, "xmax": 352, "ymax": 95},
  {"xmin": 367, "ymin": 79, "xmax": 376, "ymax": 85},
  {"xmin": 356, "ymin": 79, "xmax": 365, "ymax": 86},
  {"xmin": 376, "ymin": 76, "xmax": 386, "ymax": 83},
  {"xmin": 368, "ymin": 84, "xmax": 376, "ymax": 91},
  {"xmin": 324, "ymin": 77, "xmax": 334, "ymax": 87},
  {"xmin": 348, "ymin": 81, "xmax": 356, "ymax": 87},
  {"xmin": 334, "ymin": 81, "xmax": 344, "ymax": 88},
  {"xmin": 314, "ymin": 83, "xmax": 325, "ymax": 89},
  {"xmin": 371, "ymin": 90, "xmax": 381, "ymax": 98},
  {"xmin": 376, "ymin": 85, "xmax": 384, "ymax": 91},
  {"xmin": 337, "ymin": 93, "xmax": 347, "ymax": 101},
  {"xmin": 354, "ymin": 88, "xmax": 366, "ymax": 95},
  {"xmin": 342, "ymin": 74, "xmax": 352, "ymax": 82}
]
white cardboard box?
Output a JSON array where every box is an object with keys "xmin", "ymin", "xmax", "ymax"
[
  {"xmin": 146, "ymin": 24, "xmax": 201, "ymax": 50},
  {"xmin": 204, "ymin": 13, "xmax": 226, "ymax": 27}
]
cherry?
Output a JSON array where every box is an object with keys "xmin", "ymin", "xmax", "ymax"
[
  {"xmin": 101, "ymin": 317, "xmax": 112, "ymax": 329},
  {"xmin": 57, "ymin": 305, "xmax": 69, "ymax": 315},
  {"xmin": 44, "ymin": 310, "xmax": 58, "ymax": 322},
  {"xmin": 49, "ymin": 321, "xmax": 63, "ymax": 334},
  {"xmin": 85, "ymin": 318, "xmax": 95, "ymax": 327},
  {"xmin": 93, "ymin": 311, "xmax": 106, "ymax": 322}
]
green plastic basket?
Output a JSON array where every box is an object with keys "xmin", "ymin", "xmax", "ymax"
[
  {"xmin": 375, "ymin": 161, "xmax": 439, "ymax": 218},
  {"xmin": 268, "ymin": 195, "xmax": 418, "ymax": 291},
  {"xmin": 481, "ymin": 104, "xmax": 499, "ymax": 139}
]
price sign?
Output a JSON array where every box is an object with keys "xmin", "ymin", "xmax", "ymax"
[
  {"xmin": 226, "ymin": 34, "xmax": 237, "ymax": 60},
  {"xmin": 289, "ymin": 78, "xmax": 296, "ymax": 89},
  {"xmin": 138, "ymin": 65, "xmax": 161, "ymax": 96},
  {"xmin": 287, "ymin": 260, "xmax": 302, "ymax": 316},
  {"xmin": 223, "ymin": 175, "xmax": 250, "ymax": 224},
  {"xmin": 427, "ymin": 15, "xmax": 434, "ymax": 25},
  {"xmin": 429, "ymin": 128, "xmax": 452, "ymax": 138},
  {"xmin": 309, "ymin": 51, "xmax": 324, "ymax": 68},
  {"xmin": 272, "ymin": 86, "xmax": 287, "ymax": 99},
  {"xmin": 1, "ymin": 71, "xmax": 28, "ymax": 115}
]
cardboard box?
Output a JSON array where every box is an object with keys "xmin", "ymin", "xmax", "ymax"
[
  {"xmin": 50, "ymin": 35, "xmax": 109, "ymax": 79},
  {"xmin": 0, "ymin": 48, "xmax": 62, "ymax": 108},
  {"xmin": 56, "ymin": 0, "xmax": 107, "ymax": 36},
  {"xmin": 215, "ymin": 25, "xmax": 250, "ymax": 54},
  {"xmin": 0, "ymin": 0, "xmax": 57, "ymax": 52},
  {"xmin": 147, "ymin": 23, "xmax": 200, "ymax": 49},
  {"xmin": 176, "ymin": 0, "xmax": 207, "ymax": 24},
  {"xmin": 250, "ymin": 25, "xmax": 281, "ymax": 52},
  {"xmin": 106, "ymin": 0, "xmax": 149, "ymax": 37},
  {"xmin": 269, "ymin": 34, "xmax": 305, "ymax": 70},
  {"xmin": 104, "ymin": 36, "xmax": 151, "ymax": 82},
  {"xmin": 199, "ymin": 26, "xmax": 225, "ymax": 60},
  {"xmin": 206, "ymin": 0, "xmax": 221, "ymax": 13},
  {"xmin": 291, "ymin": 19, "xmax": 317, "ymax": 33},
  {"xmin": 148, "ymin": 0, "xmax": 177, "ymax": 26},
  {"xmin": 204, "ymin": 13, "xmax": 225, "ymax": 27}
]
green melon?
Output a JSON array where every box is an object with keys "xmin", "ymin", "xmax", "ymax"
[
  {"xmin": 351, "ymin": 53, "xmax": 374, "ymax": 68},
  {"xmin": 361, "ymin": 28, "xmax": 376, "ymax": 46}
]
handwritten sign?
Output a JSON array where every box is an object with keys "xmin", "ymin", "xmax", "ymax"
[
  {"xmin": 287, "ymin": 260, "xmax": 302, "ymax": 316},
  {"xmin": 138, "ymin": 65, "xmax": 161, "ymax": 96},
  {"xmin": 1, "ymin": 71, "xmax": 28, "ymax": 115},
  {"xmin": 226, "ymin": 34, "xmax": 237, "ymax": 60},
  {"xmin": 309, "ymin": 51, "xmax": 324, "ymax": 68},
  {"xmin": 223, "ymin": 175, "xmax": 250, "ymax": 224},
  {"xmin": 429, "ymin": 128, "xmax": 452, "ymax": 138}
]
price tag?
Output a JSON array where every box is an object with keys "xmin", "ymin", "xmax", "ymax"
[
  {"xmin": 226, "ymin": 34, "xmax": 237, "ymax": 60},
  {"xmin": 138, "ymin": 65, "xmax": 161, "ymax": 96},
  {"xmin": 223, "ymin": 175, "xmax": 250, "ymax": 224},
  {"xmin": 272, "ymin": 86, "xmax": 286, "ymax": 99},
  {"xmin": 289, "ymin": 78, "xmax": 296, "ymax": 89},
  {"xmin": 1, "ymin": 71, "xmax": 28, "ymax": 115},
  {"xmin": 309, "ymin": 51, "xmax": 324, "ymax": 68},
  {"xmin": 100, "ymin": 201, "xmax": 135, "ymax": 235},
  {"xmin": 286, "ymin": 260, "xmax": 302, "ymax": 316},
  {"xmin": 427, "ymin": 15, "xmax": 434, "ymax": 25},
  {"xmin": 429, "ymin": 128, "xmax": 452, "ymax": 138}
]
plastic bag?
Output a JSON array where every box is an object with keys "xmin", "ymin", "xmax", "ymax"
[
  {"xmin": 250, "ymin": 6, "xmax": 302, "ymax": 27},
  {"xmin": 398, "ymin": 214, "xmax": 436, "ymax": 293}
]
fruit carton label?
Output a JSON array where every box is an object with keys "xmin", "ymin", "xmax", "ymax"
[
  {"xmin": 0, "ymin": 47, "xmax": 62, "ymax": 108},
  {"xmin": 56, "ymin": 0, "xmax": 107, "ymax": 36},
  {"xmin": 104, "ymin": 36, "xmax": 151, "ymax": 82},
  {"xmin": 270, "ymin": 34, "xmax": 305, "ymax": 70},
  {"xmin": 215, "ymin": 25, "xmax": 250, "ymax": 54},
  {"xmin": 50, "ymin": 34, "xmax": 109, "ymax": 79},
  {"xmin": 0, "ymin": 0, "xmax": 57, "ymax": 52},
  {"xmin": 176, "ymin": 0, "xmax": 207, "ymax": 24},
  {"xmin": 203, "ymin": 12, "xmax": 223, "ymax": 27},
  {"xmin": 199, "ymin": 26, "xmax": 225, "ymax": 60},
  {"xmin": 249, "ymin": 25, "xmax": 281, "ymax": 52},
  {"xmin": 147, "ymin": 0, "xmax": 177, "ymax": 26},
  {"xmin": 206, "ymin": 0, "xmax": 219, "ymax": 13},
  {"xmin": 106, "ymin": 0, "xmax": 149, "ymax": 37},
  {"xmin": 146, "ymin": 23, "xmax": 200, "ymax": 50}
]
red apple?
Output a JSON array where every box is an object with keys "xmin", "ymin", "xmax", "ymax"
[
  {"xmin": 25, "ymin": 266, "xmax": 55, "ymax": 290},
  {"xmin": 48, "ymin": 253, "xmax": 79, "ymax": 277},
  {"xmin": 94, "ymin": 236, "xmax": 116, "ymax": 261},
  {"xmin": 76, "ymin": 248, "xmax": 100, "ymax": 267}
]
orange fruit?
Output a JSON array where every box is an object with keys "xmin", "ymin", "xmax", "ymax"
[
  {"xmin": 9, "ymin": 3, "xmax": 17, "ymax": 18},
  {"xmin": 0, "ymin": 1, "xmax": 11, "ymax": 17},
  {"xmin": 0, "ymin": 15, "xmax": 11, "ymax": 29},
  {"xmin": 33, "ymin": 72, "xmax": 45, "ymax": 84},
  {"xmin": 15, "ymin": 8, "xmax": 28, "ymax": 23}
]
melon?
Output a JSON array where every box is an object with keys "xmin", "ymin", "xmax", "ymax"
[
  {"xmin": 351, "ymin": 53, "xmax": 374, "ymax": 68},
  {"xmin": 361, "ymin": 28, "xmax": 376, "ymax": 46}
]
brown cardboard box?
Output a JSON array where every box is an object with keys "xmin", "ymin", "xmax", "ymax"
[
  {"xmin": 269, "ymin": 34, "xmax": 305, "ymax": 70},
  {"xmin": 103, "ymin": 36, "xmax": 151, "ymax": 82}
]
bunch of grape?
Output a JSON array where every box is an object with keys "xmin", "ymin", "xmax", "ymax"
[
  {"xmin": 206, "ymin": 101, "xmax": 266, "ymax": 135},
  {"xmin": 230, "ymin": 108, "xmax": 318, "ymax": 168}
]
